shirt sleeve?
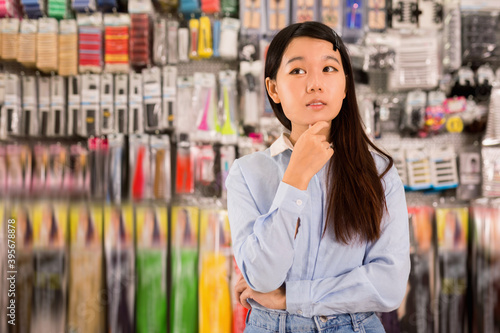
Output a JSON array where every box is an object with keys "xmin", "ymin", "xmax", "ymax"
[
  {"xmin": 226, "ymin": 159, "xmax": 310, "ymax": 292},
  {"xmin": 286, "ymin": 170, "xmax": 410, "ymax": 316}
]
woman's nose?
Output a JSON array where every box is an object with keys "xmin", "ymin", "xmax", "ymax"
[{"xmin": 306, "ymin": 74, "xmax": 323, "ymax": 92}]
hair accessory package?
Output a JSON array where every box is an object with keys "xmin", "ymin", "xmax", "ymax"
[
  {"xmin": 135, "ymin": 203, "xmax": 168, "ymax": 333},
  {"xmin": 68, "ymin": 203, "xmax": 105, "ymax": 333},
  {"xmin": 104, "ymin": 204, "xmax": 136, "ymax": 333},
  {"xmin": 170, "ymin": 205, "xmax": 199, "ymax": 333},
  {"xmin": 199, "ymin": 207, "xmax": 232, "ymax": 333},
  {"xmin": 31, "ymin": 201, "xmax": 68, "ymax": 333}
]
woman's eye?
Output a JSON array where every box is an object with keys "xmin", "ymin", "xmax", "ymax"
[
  {"xmin": 290, "ymin": 68, "xmax": 305, "ymax": 74},
  {"xmin": 324, "ymin": 66, "xmax": 337, "ymax": 72}
]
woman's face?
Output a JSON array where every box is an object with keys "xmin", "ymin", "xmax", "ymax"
[{"xmin": 266, "ymin": 37, "xmax": 346, "ymax": 135}]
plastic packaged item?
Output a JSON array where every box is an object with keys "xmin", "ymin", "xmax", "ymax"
[
  {"xmin": 240, "ymin": 0, "xmax": 262, "ymax": 33},
  {"xmin": 67, "ymin": 76, "xmax": 81, "ymax": 136},
  {"xmin": 176, "ymin": 76, "xmax": 195, "ymax": 135},
  {"xmin": 77, "ymin": 13, "xmax": 103, "ymax": 74},
  {"xmin": 219, "ymin": 70, "xmax": 238, "ymax": 143},
  {"xmin": 199, "ymin": 208, "xmax": 232, "ymax": 333},
  {"xmin": 177, "ymin": 25, "xmax": 189, "ymax": 62},
  {"xmin": 198, "ymin": 16, "xmax": 213, "ymax": 58},
  {"xmin": 136, "ymin": 204, "xmax": 168, "ymax": 333},
  {"xmin": 266, "ymin": 0, "xmax": 288, "ymax": 33},
  {"xmin": 170, "ymin": 205, "xmax": 200, "ymax": 333},
  {"xmin": 406, "ymin": 147, "xmax": 432, "ymax": 191},
  {"xmin": 320, "ymin": 0, "xmax": 342, "ymax": 31},
  {"xmin": 153, "ymin": 17, "xmax": 167, "ymax": 66},
  {"xmin": 167, "ymin": 19, "xmax": 179, "ymax": 64},
  {"xmin": 293, "ymin": 0, "xmax": 316, "ymax": 23},
  {"xmin": 219, "ymin": 17, "xmax": 239, "ymax": 60},
  {"xmin": 220, "ymin": 0, "xmax": 237, "ymax": 16},
  {"xmin": 189, "ymin": 17, "xmax": 200, "ymax": 60},
  {"xmin": 59, "ymin": 20, "xmax": 78, "ymax": 76},
  {"xmin": 104, "ymin": 13, "xmax": 130, "ymax": 74},
  {"xmin": 107, "ymin": 134, "xmax": 125, "ymax": 203},
  {"xmin": 68, "ymin": 203, "xmax": 105, "ymax": 333},
  {"xmin": 142, "ymin": 67, "xmax": 164, "ymax": 131},
  {"xmin": 50, "ymin": 75, "xmax": 66, "ymax": 137},
  {"xmin": 429, "ymin": 146, "xmax": 459, "ymax": 190},
  {"xmin": 37, "ymin": 17, "xmax": 59, "ymax": 73},
  {"xmin": 114, "ymin": 73, "xmax": 129, "ymax": 134},
  {"xmin": 129, "ymin": 72, "xmax": 144, "ymax": 133},
  {"xmin": 100, "ymin": 73, "xmax": 115, "ymax": 134},
  {"xmin": 162, "ymin": 66, "xmax": 177, "ymax": 129},
  {"xmin": 80, "ymin": 74, "xmax": 101, "ymax": 137},
  {"xmin": 193, "ymin": 72, "xmax": 218, "ymax": 141},
  {"xmin": 481, "ymin": 147, "xmax": 500, "ymax": 197},
  {"xmin": 9, "ymin": 203, "xmax": 34, "ymax": 332},
  {"xmin": 457, "ymin": 150, "xmax": 482, "ymax": 201},
  {"xmin": 151, "ymin": 135, "xmax": 172, "ymax": 201},
  {"xmin": 342, "ymin": 0, "xmax": 364, "ymax": 43},
  {"xmin": 435, "ymin": 206, "xmax": 468, "ymax": 333},
  {"xmin": 18, "ymin": 19, "xmax": 37, "ymax": 67},
  {"xmin": 31, "ymin": 201, "xmax": 68, "ymax": 333},
  {"xmin": 179, "ymin": 0, "xmax": 200, "ymax": 15},
  {"xmin": 37, "ymin": 76, "xmax": 51, "ymax": 137},
  {"xmin": 399, "ymin": 205, "xmax": 435, "ymax": 333},
  {"xmin": 176, "ymin": 137, "xmax": 195, "ymax": 194},
  {"xmin": 130, "ymin": 13, "xmax": 150, "ymax": 69},
  {"xmin": 201, "ymin": 0, "xmax": 219, "ymax": 13},
  {"xmin": 194, "ymin": 144, "xmax": 218, "ymax": 197},
  {"xmin": 21, "ymin": 75, "xmax": 39, "ymax": 136},
  {"xmin": 1, "ymin": 73, "xmax": 21, "ymax": 137},
  {"xmin": 239, "ymin": 60, "xmax": 262, "ymax": 130},
  {"xmin": 129, "ymin": 134, "xmax": 151, "ymax": 201},
  {"xmin": 1, "ymin": 18, "xmax": 19, "ymax": 60},
  {"xmin": 104, "ymin": 204, "xmax": 136, "ymax": 333}
]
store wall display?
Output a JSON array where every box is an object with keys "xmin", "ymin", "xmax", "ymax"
[{"xmin": 0, "ymin": 0, "xmax": 499, "ymax": 331}]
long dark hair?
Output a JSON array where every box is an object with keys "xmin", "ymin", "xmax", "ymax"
[{"xmin": 265, "ymin": 22, "xmax": 394, "ymax": 244}]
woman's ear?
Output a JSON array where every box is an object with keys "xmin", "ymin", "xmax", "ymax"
[{"xmin": 265, "ymin": 77, "xmax": 281, "ymax": 104}]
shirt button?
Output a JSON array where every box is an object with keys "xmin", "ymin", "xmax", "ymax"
[
  {"xmin": 296, "ymin": 199, "xmax": 302, "ymax": 206},
  {"xmin": 297, "ymin": 310, "xmax": 303, "ymax": 315}
]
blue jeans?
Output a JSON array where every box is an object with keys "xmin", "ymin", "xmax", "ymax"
[{"xmin": 244, "ymin": 307, "xmax": 386, "ymax": 333}]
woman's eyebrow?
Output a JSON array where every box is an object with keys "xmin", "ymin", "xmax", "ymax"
[{"xmin": 285, "ymin": 55, "xmax": 340, "ymax": 65}]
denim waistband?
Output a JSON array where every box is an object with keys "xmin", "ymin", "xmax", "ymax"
[{"xmin": 247, "ymin": 307, "xmax": 375, "ymax": 333}]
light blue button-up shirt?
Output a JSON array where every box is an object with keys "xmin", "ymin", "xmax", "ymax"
[{"xmin": 226, "ymin": 133, "xmax": 410, "ymax": 317}]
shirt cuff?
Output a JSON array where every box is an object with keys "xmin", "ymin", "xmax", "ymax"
[
  {"xmin": 286, "ymin": 280, "xmax": 312, "ymax": 317},
  {"xmin": 270, "ymin": 181, "xmax": 310, "ymax": 216}
]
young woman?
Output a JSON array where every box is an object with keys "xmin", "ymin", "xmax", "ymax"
[{"xmin": 226, "ymin": 22, "xmax": 410, "ymax": 333}]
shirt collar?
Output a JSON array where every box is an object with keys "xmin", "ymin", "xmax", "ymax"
[{"xmin": 270, "ymin": 133, "xmax": 294, "ymax": 157}]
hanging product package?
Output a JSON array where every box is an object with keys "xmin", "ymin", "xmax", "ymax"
[
  {"xmin": 199, "ymin": 207, "xmax": 232, "ymax": 333},
  {"xmin": 8, "ymin": 203, "xmax": 34, "ymax": 333},
  {"xmin": 162, "ymin": 66, "xmax": 177, "ymax": 130},
  {"xmin": 218, "ymin": 70, "xmax": 238, "ymax": 143},
  {"xmin": 1, "ymin": 18, "xmax": 19, "ymax": 61},
  {"xmin": 435, "ymin": 206, "xmax": 469, "ymax": 333},
  {"xmin": 135, "ymin": 203, "xmax": 168, "ymax": 333},
  {"xmin": 104, "ymin": 13, "xmax": 130, "ymax": 74},
  {"xmin": 67, "ymin": 202, "xmax": 105, "ymax": 333},
  {"xmin": 142, "ymin": 66, "xmax": 164, "ymax": 131},
  {"xmin": 107, "ymin": 134, "xmax": 125, "ymax": 204},
  {"xmin": 31, "ymin": 201, "xmax": 68, "ymax": 333},
  {"xmin": 129, "ymin": 134, "xmax": 151, "ymax": 201},
  {"xmin": 170, "ymin": 205, "xmax": 199, "ymax": 333},
  {"xmin": 151, "ymin": 135, "xmax": 172, "ymax": 202},
  {"xmin": 59, "ymin": 19, "xmax": 78, "ymax": 76},
  {"xmin": 104, "ymin": 204, "xmax": 135, "ymax": 333},
  {"xmin": 193, "ymin": 72, "xmax": 218, "ymax": 142},
  {"xmin": 17, "ymin": 19, "xmax": 37, "ymax": 68},
  {"xmin": 399, "ymin": 205, "xmax": 435, "ymax": 333},
  {"xmin": 77, "ymin": 13, "xmax": 103, "ymax": 74},
  {"xmin": 37, "ymin": 17, "xmax": 59, "ymax": 73},
  {"xmin": 100, "ymin": 73, "xmax": 115, "ymax": 134}
]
